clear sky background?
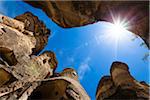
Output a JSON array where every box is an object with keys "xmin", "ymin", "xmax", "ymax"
[{"xmin": 0, "ymin": 1, "xmax": 149, "ymax": 99}]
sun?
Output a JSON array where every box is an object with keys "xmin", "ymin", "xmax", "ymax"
[
  {"xmin": 95, "ymin": 15, "xmax": 130, "ymax": 46},
  {"xmin": 95, "ymin": 15, "xmax": 130, "ymax": 59},
  {"xmin": 109, "ymin": 17, "xmax": 129, "ymax": 40},
  {"xmin": 97, "ymin": 18, "xmax": 130, "ymax": 44}
]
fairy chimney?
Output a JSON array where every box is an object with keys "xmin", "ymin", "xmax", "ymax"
[
  {"xmin": 96, "ymin": 61, "xmax": 149, "ymax": 100},
  {"xmin": 110, "ymin": 62, "xmax": 134, "ymax": 87}
]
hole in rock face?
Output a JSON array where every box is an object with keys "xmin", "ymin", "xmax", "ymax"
[
  {"xmin": 22, "ymin": 31, "xmax": 29, "ymax": 35},
  {"xmin": 48, "ymin": 59, "xmax": 51, "ymax": 63},
  {"xmin": 43, "ymin": 59, "xmax": 47, "ymax": 64},
  {"xmin": 55, "ymin": 91, "xmax": 58, "ymax": 95},
  {"xmin": 0, "ymin": 47, "xmax": 18, "ymax": 66},
  {"xmin": 1, "ymin": 28, "xmax": 6, "ymax": 33},
  {"xmin": 72, "ymin": 72, "xmax": 77, "ymax": 77}
]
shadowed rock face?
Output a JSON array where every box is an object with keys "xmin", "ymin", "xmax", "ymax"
[
  {"xmin": 96, "ymin": 61, "xmax": 149, "ymax": 100},
  {"xmin": 29, "ymin": 68, "xmax": 90, "ymax": 100},
  {"xmin": 24, "ymin": 1, "xmax": 149, "ymax": 47},
  {"xmin": 0, "ymin": 47, "xmax": 18, "ymax": 66},
  {"xmin": 0, "ymin": 68, "xmax": 13, "ymax": 87}
]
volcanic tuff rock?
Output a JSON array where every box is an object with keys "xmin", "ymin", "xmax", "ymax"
[
  {"xmin": 0, "ymin": 13, "xmax": 56, "ymax": 99},
  {"xmin": 15, "ymin": 12, "xmax": 50, "ymax": 55},
  {"xmin": 0, "ymin": 13, "xmax": 89, "ymax": 100},
  {"xmin": 96, "ymin": 61, "xmax": 149, "ymax": 100},
  {"xmin": 0, "ymin": 2, "xmax": 149, "ymax": 99},
  {"xmin": 24, "ymin": 1, "xmax": 149, "ymax": 47},
  {"xmin": 0, "ymin": 51, "xmax": 58, "ymax": 99},
  {"xmin": 29, "ymin": 68, "xmax": 90, "ymax": 100},
  {"xmin": 59, "ymin": 68, "xmax": 79, "ymax": 81},
  {"xmin": 0, "ymin": 14, "xmax": 36, "ymax": 63}
]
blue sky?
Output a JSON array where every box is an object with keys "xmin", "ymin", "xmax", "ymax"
[{"xmin": 0, "ymin": 1, "xmax": 149, "ymax": 99}]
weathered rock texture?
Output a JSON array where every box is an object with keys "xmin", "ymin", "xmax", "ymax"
[
  {"xmin": 0, "ymin": 68, "xmax": 14, "ymax": 87},
  {"xmin": 24, "ymin": 1, "xmax": 149, "ymax": 47},
  {"xmin": 0, "ymin": 13, "xmax": 89, "ymax": 100},
  {"xmin": 15, "ymin": 12, "xmax": 50, "ymax": 55},
  {"xmin": 59, "ymin": 68, "xmax": 79, "ymax": 81},
  {"xmin": 0, "ymin": 14, "xmax": 36, "ymax": 62},
  {"xmin": 29, "ymin": 68, "xmax": 90, "ymax": 100},
  {"xmin": 0, "ymin": 13, "xmax": 58, "ymax": 98},
  {"xmin": 96, "ymin": 61, "xmax": 149, "ymax": 100}
]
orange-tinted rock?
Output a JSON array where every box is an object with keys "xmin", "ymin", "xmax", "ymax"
[
  {"xmin": 60, "ymin": 68, "xmax": 79, "ymax": 81},
  {"xmin": 0, "ymin": 68, "xmax": 12, "ymax": 87},
  {"xmin": 0, "ymin": 47, "xmax": 18, "ymax": 66},
  {"xmin": 24, "ymin": 1, "xmax": 149, "ymax": 47},
  {"xmin": 96, "ymin": 61, "xmax": 149, "ymax": 100}
]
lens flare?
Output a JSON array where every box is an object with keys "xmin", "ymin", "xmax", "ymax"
[
  {"xmin": 109, "ymin": 17, "xmax": 129, "ymax": 40},
  {"xmin": 96, "ymin": 16, "xmax": 130, "ymax": 59}
]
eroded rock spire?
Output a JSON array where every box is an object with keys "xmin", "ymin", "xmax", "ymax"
[{"xmin": 96, "ymin": 61, "xmax": 149, "ymax": 100}]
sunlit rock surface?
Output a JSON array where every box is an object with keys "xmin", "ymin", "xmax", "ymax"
[
  {"xmin": 29, "ymin": 68, "xmax": 90, "ymax": 100},
  {"xmin": 0, "ymin": 15, "xmax": 36, "ymax": 66},
  {"xmin": 24, "ymin": 1, "xmax": 149, "ymax": 47},
  {"xmin": 15, "ymin": 12, "xmax": 50, "ymax": 55},
  {"xmin": 0, "ymin": 13, "xmax": 88, "ymax": 100},
  {"xmin": 0, "ymin": 13, "xmax": 56, "ymax": 99},
  {"xmin": 96, "ymin": 61, "xmax": 149, "ymax": 100},
  {"xmin": 0, "ymin": 51, "xmax": 58, "ymax": 100}
]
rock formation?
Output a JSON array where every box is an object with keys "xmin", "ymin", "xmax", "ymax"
[
  {"xmin": 0, "ymin": 51, "xmax": 57, "ymax": 99},
  {"xmin": 0, "ymin": 68, "xmax": 14, "ymax": 87},
  {"xmin": 96, "ymin": 61, "xmax": 149, "ymax": 100},
  {"xmin": 0, "ymin": 14, "xmax": 35, "ymax": 62},
  {"xmin": 24, "ymin": 1, "xmax": 149, "ymax": 47},
  {"xmin": 15, "ymin": 12, "xmax": 50, "ymax": 55},
  {"xmin": 0, "ymin": 2, "xmax": 149, "ymax": 99},
  {"xmin": 0, "ymin": 12, "xmax": 57, "ymax": 98},
  {"xmin": 59, "ymin": 68, "xmax": 79, "ymax": 81},
  {"xmin": 29, "ymin": 68, "xmax": 90, "ymax": 100},
  {"xmin": 0, "ymin": 13, "xmax": 89, "ymax": 100}
]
